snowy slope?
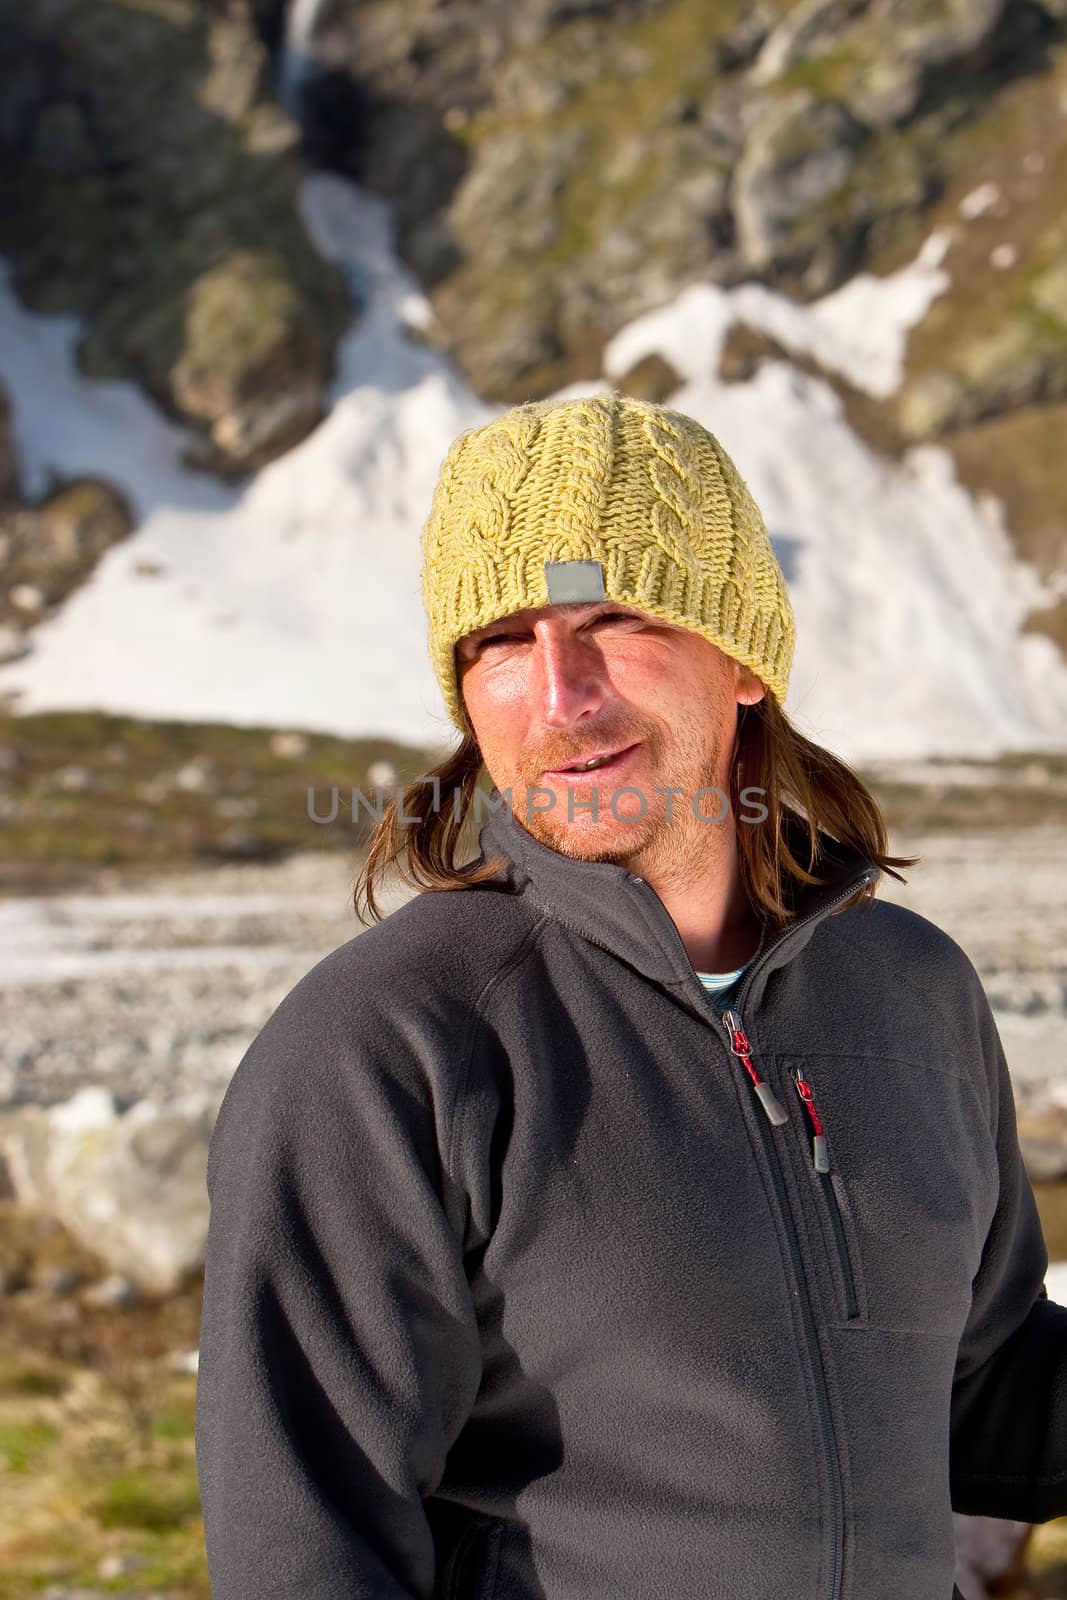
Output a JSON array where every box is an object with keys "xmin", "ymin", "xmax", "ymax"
[{"xmin": 1, "ymin": 172, "xmax": 1065, "ymax": 763}]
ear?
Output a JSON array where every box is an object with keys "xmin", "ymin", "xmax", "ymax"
[{"xmin": 736, "ymin": 662, "xmax": 766, "ymax": 707}]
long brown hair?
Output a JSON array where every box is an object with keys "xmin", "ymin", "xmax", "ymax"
[{"xmin": 352, "ymin": 692, "xmax": 918, "ymax": 926}]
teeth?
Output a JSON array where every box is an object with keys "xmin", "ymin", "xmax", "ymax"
[{"xmin": 568, "ymin": 753, "xmax": 613, "ymax": 772}]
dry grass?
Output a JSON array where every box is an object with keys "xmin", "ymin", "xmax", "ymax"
[
  {"xmin": 0, "ymin": 1208, "xmax": 206, "ymax": 1596},
  {"xmin": 0, "ymin": 710, "xmax": 437, "ymax": 893}
]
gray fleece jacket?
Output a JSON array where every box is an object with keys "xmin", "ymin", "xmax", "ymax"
[{"xmin": 195, "ymin": 797, "xmax": 1067, "ymax": 1600}]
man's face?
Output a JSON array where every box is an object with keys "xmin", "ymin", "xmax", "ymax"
[{"xmin": 455, "ymin": 599, "xmax": 765, "ymax": 867}]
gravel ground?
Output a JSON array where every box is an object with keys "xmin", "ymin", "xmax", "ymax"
[
  {"xmin": 878, "ymin": 823, "xmax": 1067, "ymax": 1110},
  {"xmin": 1, "ymin": 825, "xmax": 1064, "ymax": 1113},
  {"xmin": 0, "ymin": 851, "xmax": 410, "ymax": 1109}
]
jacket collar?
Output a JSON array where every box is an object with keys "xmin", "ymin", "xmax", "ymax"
[{"xmin": 476, "ymin": 790, "xmax": 881, "ymax": 1010}]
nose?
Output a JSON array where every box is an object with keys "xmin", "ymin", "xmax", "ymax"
[{"xmin": 532, "ymin": 621, "xmax": 608, "ymax": 728}]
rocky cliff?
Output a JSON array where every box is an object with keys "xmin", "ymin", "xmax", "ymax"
[
  {"xmin": 290, "ymin": 0, "xmax": 1067, "ymax": 652},
  {"xmin": 2, "ymin": 0, "xmax": 1065, "ymax": 652}
]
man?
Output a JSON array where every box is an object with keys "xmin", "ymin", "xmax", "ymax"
[{"xmin": 196, "ymin": 395, "xmax": 1067, "ymax": 1600}]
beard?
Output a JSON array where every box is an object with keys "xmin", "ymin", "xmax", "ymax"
[{"xmin": 512, "ymin": 709, "xmax": 735, "ymax": 873}]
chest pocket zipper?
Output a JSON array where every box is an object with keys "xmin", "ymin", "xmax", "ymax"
[{"xmin": 792, "ymin": 1068, "xmax": 860, "ymax": 1322}]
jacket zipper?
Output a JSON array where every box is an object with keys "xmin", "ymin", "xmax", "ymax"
[
  {"xmin": 792, "ymin": 1069, "xmax": 860, "ymax": 1322},
  {"xmin": 625, "ymin": 868, "xmax": 876, "ymax": 1600},
  {"xmin": 713, "ymin": 879, "xmax": 874, "ymax": 1600},
  {"xmin": 720, "ymin": 1004, "xmax": 845, "ymax": 1600},
  {"xmin": 722, "ymin": 1010, "xmax": 788, "ymax": 1125}
]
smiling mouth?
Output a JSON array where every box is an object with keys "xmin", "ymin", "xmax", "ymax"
[{"xmin": 545, "ymin": 742, "xmax": 640, "ymax": 776}]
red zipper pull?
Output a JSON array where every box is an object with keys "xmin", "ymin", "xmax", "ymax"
[
  {"xmin": 722, "ymin": 1011, "xmax": 788, "ymax": 1126},
  {"xmin": 791, "ymin": 1069, "xmax": 830, "ymax": 1172}
]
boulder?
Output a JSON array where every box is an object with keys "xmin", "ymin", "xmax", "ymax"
[
  {"xmin": 883, "ymin": 0, "xmax": 1007, "ymax": 74},
  {"xmin": 897, "ymin": 370, "xmax": 968, "ymax": 439},
  {"xmin": 953, "ymin": 1514, "xmax": 1032, "ymax": 1598},
  {"xmin": 615, "ymin": 352, "xmax": 684, "ymax": 403},
  {"xmin": 0, "ymin": 0, "xmax": 349, "ymax": 473},
  {"xmin": 0, "ymin": 1086, "xmax": 221, "ymax": 1295},
  {"xmin": 956, "ymin": 312, "xmax": 1067, "ymax": 420},
  {"xmin": 23, "ymin": 480, "xmax": 130, "ymax": 574},
  {"xmin": 750, "ymin": 0, "xmax": 869, "ymax": 87},
  {"xmin": 751, "ymin": 0, "xmax": 1008, "ymax": 128},
  {"xmin": 840, "ymin": 52, "xmax": 923, "ymax": 129},
  {"xmin": 171, "ymin": 251, "xmax": 332, "ymax": 470},
  {"xmin": 900, "ymin": 305, "xmax": 1067, "ymax": 437},
  {"xmin": 733, "ymin": 90, "xmax": 865, "ymax": 288},
  {"xmin": 0, "ymin": 478, "xmax": 132, "ymax": 639},
  {"xmin": 719, "ymin": 323, "xmax": 794, "ymax": 383}
]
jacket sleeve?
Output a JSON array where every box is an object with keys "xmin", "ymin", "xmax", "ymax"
[
  {"xmin": 194, "ymin": 946, "xmax": 486, "ymax": 1598},
  {"xmin": 949, "ymin": 982, "xmax": 1067, "ymax": 1522}
]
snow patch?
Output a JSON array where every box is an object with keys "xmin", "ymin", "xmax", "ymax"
[{"xmin": 0, "ymin": 182, "xmax": 492, "ymax": 748}]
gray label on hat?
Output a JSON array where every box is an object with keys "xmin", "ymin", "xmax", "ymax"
[{"xmin": 544, "ymin": 560, "xmax": 606, "ymax": 603}]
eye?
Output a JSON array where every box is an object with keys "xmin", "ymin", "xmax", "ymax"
[
  {"xmin": 587, "ymin": 611, "xmax": 642, "ymax": 630},
  {"xmin": 459, "ymin": 629, "xmax": 523, "ymax": 661}
]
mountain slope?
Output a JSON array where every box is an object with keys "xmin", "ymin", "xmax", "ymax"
[{"xmin": 1, "ymin": 173, "xmax": 1064, "ymax": 763}]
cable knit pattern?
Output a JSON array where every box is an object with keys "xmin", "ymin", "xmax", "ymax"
[{"xmin": 420, "ymin": 395, "xmax": 795, "ymax": 729}]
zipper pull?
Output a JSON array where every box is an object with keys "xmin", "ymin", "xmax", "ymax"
[
  {"xmin": 722, "ymin": 1010, "xmax": 789, "ymax": 1126},
  {"xmin": 791, "ymin": 1068, "xmax": 830, "ymax": 1172}
]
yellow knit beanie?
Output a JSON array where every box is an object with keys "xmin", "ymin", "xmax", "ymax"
[{"xmin": 420, "ymin": 394, "xmax": 795, "ymax": 730}]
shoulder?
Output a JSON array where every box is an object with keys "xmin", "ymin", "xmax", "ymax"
[
  {"xmin": 822, "ymin": 894, "xmax": 998, "ymax": 1072},
  {"xmin": 303, "ymin": 881, "xmax": 546, "ymax": 1013},
  {"xmin": 229, "ymin": 881, "xmax": 544, "ymax": 1079},
  {"xmin": 209, "ymin": 884, "xmax": 541, "ymax": 1186},
  {"xmin": 828, "ymin": 893, "xmax": 979, "ymax": 981}
]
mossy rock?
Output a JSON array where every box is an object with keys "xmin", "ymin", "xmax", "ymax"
[
  {"xmin": 172, "ymin": 251, "xmax": 331, "ymax": 436},
  {"xmin": 901, "ymin": 304, "xmax": 1067, "ymax": 436},
  {"xmin": 0, "ymin": 479, "xmax": 132, "ymax": 633},
  {"xmin": 0, "ymin": 0, "xmax": 349, "ymax": 472},
  {"xmin": 892, "ymin": 27, "xmax": 1067, "ymax": 440},
  {"xmin": 719, "ymin": 324, "xmax": 794, "ymax": 384},
  {"xmin": 615, "ymin": 352, "xmax": 684, "ymax": 402}
]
